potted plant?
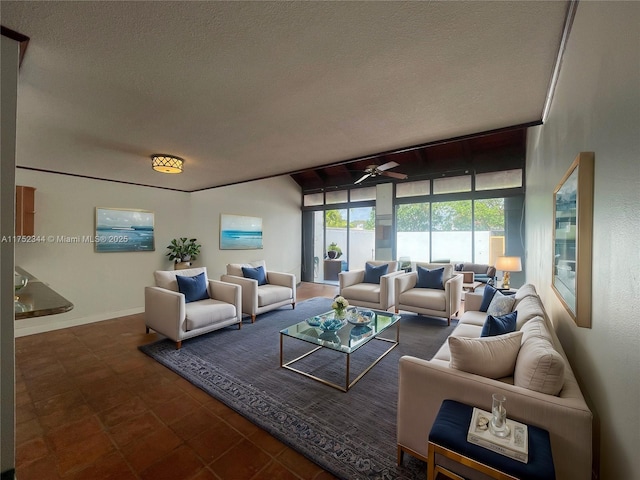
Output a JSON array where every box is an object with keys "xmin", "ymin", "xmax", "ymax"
[
  {"xmin": 166, "ymin": 237, "xmax": 201, "ymax": 270},
  {"xmin": 327, "ymin": 242, "xmax": 342, "ymax": 259}
]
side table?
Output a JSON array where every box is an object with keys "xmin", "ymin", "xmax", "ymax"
[{"xmin": 427, "ymin": 400, "xmax": 555, "ymax": 480}]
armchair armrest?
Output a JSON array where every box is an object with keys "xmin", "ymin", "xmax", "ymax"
[
  {"xmin": 464, "ymin": 291, "xmax": 484, "ymax": 311},
  {"xmin": 220, "ymin": 274, "xmax": 258, "ymax": 316},
  {"xmin": 266, "ymin": 271, "xmax": 296, "ymax": 289},
  {"xmin": 209, "ymin": 280, "xmax": 242, "ymax": 321},
  {"xmin": 395, "ymin": 271, "xmax": 418, "ymax": 295},
  {"xmin": 339, "ymin": 269, "xmax": 365, "ymax": 289},
  {"xmin": 444, "ymin": 273, "xmax": 463, "ymax": 317},
  {"xmin": 144, "ymin": 286, "xmax": 185, "ymax": 340},
  {"xmin": 379, "ymin": 270, "xmax": 406, "ymax": 310}
]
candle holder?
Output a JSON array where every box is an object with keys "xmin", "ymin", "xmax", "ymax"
[{"xmin": 489, "ymin": 393, "xmax": 510, "ymax": 438}]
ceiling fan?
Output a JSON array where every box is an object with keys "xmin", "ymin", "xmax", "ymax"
[{"xmin": 354, "ymin": 161, "xmax": 408, "ymax": 184}]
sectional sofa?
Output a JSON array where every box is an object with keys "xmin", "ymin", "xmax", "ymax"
[{"xmin": 397, "ymin": 284, "xmax": 593, "ymax": 480}]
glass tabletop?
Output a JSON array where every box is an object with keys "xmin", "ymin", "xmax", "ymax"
[{"xmin": 280, "ymin": 308, "xmax": 400, "ymax": 354}]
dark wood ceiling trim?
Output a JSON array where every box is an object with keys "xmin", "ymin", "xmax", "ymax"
[
  {"xmin": 287, "ymin": 121, "xmax": 540, "ymax": 176},
  {"xmin": 1, "ymin": 26, "xmax": 30, "ymax": 67}
]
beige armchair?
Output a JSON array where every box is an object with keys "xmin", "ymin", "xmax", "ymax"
[
  {"xmin": 394, "ymin": 262, "xmax": 462, "ymax": 325},
  {"xmin": 145, "ymin": 267, "xmax": 242, "ymax": 349},
  {"xmin": 220, "ymin": 260, "xmax": 296, "ymax": 323},
  {"xmin": 339, "ymin": 261, "xmax": 405, "ymax": 311}
]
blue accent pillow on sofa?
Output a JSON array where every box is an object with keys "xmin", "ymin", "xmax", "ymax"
[
  {"xmin": 480, "ymin": 311, "xmax": 518, "ymax": 337},
  {"xmin": 176, "ymin": 272, "xmax": 209, "ymax": 303},
  {"xmin": 242, "ymin": 265, "xmax": 267, "ymax": 285},
  {"xmin": 363, "ymin": 263, "xmax": 388, "ymax": 284},
  {"xmin": 479, "ymin": 284, "xmax": 498, "ymax": 312},
  {"xmin": 416, "ymin": 266, "xmax": 445, "ymax": 289}
]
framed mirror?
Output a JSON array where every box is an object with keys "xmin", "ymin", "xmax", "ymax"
[{"xmin": 552, "ymin": 152, "xmax": 594, "ymax": 328}]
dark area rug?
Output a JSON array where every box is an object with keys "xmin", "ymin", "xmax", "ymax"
[{"xmin": 139, "ymin": 297, "xmax": 456, "ymax": 480}]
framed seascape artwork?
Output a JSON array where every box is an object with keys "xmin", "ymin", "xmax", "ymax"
[
  {"xmin": 95, "ymin": 207, "xmax": 155, "ymax": 253},
  {"xmin": 220, "ymin": 214, "xmax": 263, "ymax": 250},
  {"xmin": 552, "ymin": 152, "xmax": 594, "ymax": 328}
]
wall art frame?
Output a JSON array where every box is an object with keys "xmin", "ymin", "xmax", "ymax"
[
  {"xmin": 220, "ymin": 214, "xmax": 263, "ymax": 250},
  {"xmin": 95, "ymin": 207, "xmax": 155, "ymax": 253},
  {"xmin": 552, "ymin": 152, "xmax": 594, "ymax": 328}
]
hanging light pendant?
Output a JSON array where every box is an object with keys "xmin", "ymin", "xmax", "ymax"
[{"xmin": 151, "ymin": 154, "xmax": 184, "ymax": 174}]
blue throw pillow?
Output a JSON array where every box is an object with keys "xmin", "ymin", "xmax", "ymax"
[
  {"xmin": 363, "ymin": 263, "xmax": 388, "ymax": 284},
  {"xmin": 242, "ymin": 265, "xmax": 267, "ymax": 286},
  {"xmin": 479, "ymin": 284, "xmax": 498, "ymax": 312},
  {"xmin": 416, "ymin": 266, "xmax": 445, "ymax": 289},
  {"xmin": 176, "ymin": 272, "xmax": 209, "ymax": 303},
  {"xmin": 480, "ymin": 311, "xmax": 518, "ymax": 337}
]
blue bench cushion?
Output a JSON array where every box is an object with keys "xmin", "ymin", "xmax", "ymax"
[{"xmin": 429, "ymin": 400, "xmax": 555, "ymax": 480}]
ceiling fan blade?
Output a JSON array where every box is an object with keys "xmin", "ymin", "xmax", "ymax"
[
  {"xmin": 381, "ymin": 171, "xmax": 408, "ymax": 180},
  {"xmin": 377, "ymin": 161, "xmax": 400, "ymax": 172},
  {"xmin": 354, "ymin": 172, "xmax": 372, "ymax": 184}
]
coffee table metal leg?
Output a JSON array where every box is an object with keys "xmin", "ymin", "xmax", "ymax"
[{"xmin": 345, "ymin": 353, "xmax": 350, "ymax": 391}]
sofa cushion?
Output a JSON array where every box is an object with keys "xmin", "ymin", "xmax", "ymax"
[
  {"xmin": 257, "ymin": 284, "xmax": 293, "ymax": 307},
  {"xmin": 513, "ymin": 295, "xmax": 546, "ymax": 330},
  {"xmin": 487, "ymin": 291, "xmax": 516, "ymax": 316},
  {"xmin": 242, "ymin": 265, "xmax": 267, "ymax": 285},
  {"xmin": 415, "ymin": 262, "xmax": 453, "ymax": 282},
  {"xmin": 433, "ymin": 323, "xmax": 483, "ymax": 361},
  {"xmin": 514, "ymin": 284, "xmax": 538, "ymax": 303},
  {"xmin": 364, "ymin": 262, "xmax": 388, "ymax": 284},
  {"xmin": 367, "ymin": 260, "xmax": 398, "ymax": 272},
  {"xmin": 176, "ymin": 272, "xmax": 210, "ymax": 303},
  {"xmin": 480, "ymin": 311, "xmax": 518, "ymax": 337},
  {"xmin": 154, "ymin": 267, "xmax": 207, "ymax": 292},
  {"xmin": 449, "ymin": 331, "xmax": 523, "ymax": 379},
  {"xmin": 515, "ymin": 330, "xmax": 566, "ymax": 396},
  {"xmin": 416, "ymin": 266, "xmax": 445, "ymax": 289},
  {"xmin": 399, "ymin": 288, "xmax": 447, "ymax": 311},
  {"xmin": 479, "ymin": 284, "xmax": 498, "ymax": 312},
  {"xmin": 520, "ymin": 316, "xmax": 553, "ymax": 343},
  {"xmin": 185, "ymin": 299, "xmax": 236, "ymax": 330},
  {"xmin": 341, "ymin": 283, "xmax": 381, "ymax": 304},
  {"xmin": 227, "ymin": 260, "xmax": 266, "ymax": 277}
]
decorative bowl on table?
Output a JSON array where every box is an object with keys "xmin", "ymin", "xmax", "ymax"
[
  {"xmin": 306, "ymin": 315, "xmax": 322, "ymax": 327},
  {"xmin": 319, "ymin": 316, "xmax": 346, "ymax": 332},
  {"xmin": 347, "ymin": 308, "xmax": 375, "ymax": 326}
]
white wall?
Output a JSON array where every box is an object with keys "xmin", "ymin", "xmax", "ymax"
[
  {"xmin": 14, "ymin": 171, "xmax": 302, "ymax": 336},
  {"xmin": 525, "ymin": 3, "xmax": 640, "ymax": 479}
]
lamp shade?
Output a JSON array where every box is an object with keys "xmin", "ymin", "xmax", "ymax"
[
  {"xmin": 151, "ymin": 154, "xmax": 183, "ymax": 174},
  {"xmin": 495, "ymin": 256, "xmax": 522, "ymax": 272}
]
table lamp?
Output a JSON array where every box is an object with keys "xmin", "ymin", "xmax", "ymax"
[{"xmin": 495, "ymin": 256, "xmax": 522, "ymax": 289}]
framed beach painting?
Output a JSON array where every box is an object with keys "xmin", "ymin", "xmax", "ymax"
[
  {"xmin": 220, "ymin": 214, "xmax": 263, "ymax": 250},
  {"xmin": 95, "ymin": 207, "xmax": 155, "ymax": 252},
  {"xmin": 552, "ymin": 152, "xmax": 594, "ymax": 328}
]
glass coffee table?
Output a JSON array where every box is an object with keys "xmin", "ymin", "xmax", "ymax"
[{"xmin": 279, "ymin": 309, "xmax": 400, "ymax": 392}]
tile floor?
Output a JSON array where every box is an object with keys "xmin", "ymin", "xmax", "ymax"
[{"xmin": 15, "ymin": 282, "xmax": 340, "ymax": 480}]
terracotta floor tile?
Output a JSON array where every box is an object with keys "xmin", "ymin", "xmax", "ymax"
[
  {"xmin": 169, "ymin": 406, "xmax": 218, "ymax": 441},
  {"xmin": 16, "ymin": 436, "xmax": 51, "ymax": 468},
  {"xmin": 190, "ymin": 468, "xmax": 220, "ymax": 480},
  {"xmin": 33, "ymin": 390, "xmax": 86, "ymax": 418},
  {"xmin": 252, "ymin": 460, "xmax": 303, "ymax": 480},
  {"xmin": 152, "ymin": 393, "xmax": 202, "ymax": 425},
  {"xmin": 38, "ymin": 403, "xmax": 95, "ymax": 433},
  {"xmin": 186, "ymin": 420, "xmax": 243, "ymax": 464},
  {"xmin": 66, "ymin": 452, "xmax": 137, "ymax": 480},
  {"xmin": 121, "ymin": 425, "xmax": 183, "ymax": 473},
  {"xmin": 15, "ymin": 454, "xmax": 62, "ymax": 480},
  {"xmin": 210, "ymin": 439, "xmax": 273, "ymax": 480},
  {"xmin": 15, "ymin": 417, "xmax": 44, "ymax": 445},
  {"xmin": 45, "ymin": 415, "xmax": 104, "ymax": 452},
  {"xmin": 108, "ymin": 411, "xmax": 165, "ymax": 448},
  {"xmin": 97, "ymin": 395, "xmax": 149, "ymax": 428},
  {"xmin": 276, "ymin": 447, "xmax": 324, "ymax": 480},
  {"xmin": 219, "ymin": 410, "xmax": 262, "ymax": 437},
  {"xmin": 55, "ymin": 432, "xmax": 115, "ymax": 476},
  {"xmin": 139, "ymin": 444, "xmax": 205, "ymax": 480}
]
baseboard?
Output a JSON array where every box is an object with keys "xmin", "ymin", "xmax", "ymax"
[{"xmin": 14, "ymin": 307, "xmax": 144, "ymax": 337}]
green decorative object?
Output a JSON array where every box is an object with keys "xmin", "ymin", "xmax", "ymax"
[{"xmin": 166, "ymin": 237, "xmax": 201, "ymax": 265}]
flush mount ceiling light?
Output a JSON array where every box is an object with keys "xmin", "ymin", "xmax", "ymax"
[{"xmin": 151, "ymin": 154, "xmax": 184, "ymax": 174}]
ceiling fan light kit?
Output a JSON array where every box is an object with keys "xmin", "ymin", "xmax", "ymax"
[{"xmin": 354, "ymin": 161, "xmax": 408, "ymax": 184}]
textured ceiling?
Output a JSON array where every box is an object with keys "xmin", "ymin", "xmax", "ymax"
[{"xmin": 2, "ymin": 1, "xmax": 569, "ymax": 192}]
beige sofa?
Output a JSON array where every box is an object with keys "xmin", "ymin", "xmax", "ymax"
[{"xmin": 397, "ymin": 284, "xmax": 593, "ymax": 480}]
